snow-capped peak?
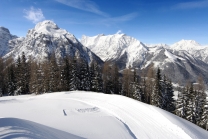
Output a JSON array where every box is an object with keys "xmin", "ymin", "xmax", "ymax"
[
  {"xmin": 170, "ymin": 39, "xmax": 202, "ymax": 51},
  {"xmin": 81, "ymin": 34, "xmax": 148, "ymax": 68},
  {"xmin": 31, "ymin": 20, "xmax": 69, "ymax": 38},
  {"xmin": 34, "ymin": 20, "xmax": 59, "ymax": 31},
  {"xmin": 177, "ymin": 39, "xmax": 200, "ymax": 46},
  {"xmin": 4, "ymin": 20, "xmax": 102, "ymax": 64}
]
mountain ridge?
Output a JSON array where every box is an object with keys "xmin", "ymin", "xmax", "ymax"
[
  {"xmin": 2, "ymin": 20, "xmax": 103, "ymax": 65},
  {"xmin": 81, "ymin": 34, "xmax": 208, "ymax": 86}
]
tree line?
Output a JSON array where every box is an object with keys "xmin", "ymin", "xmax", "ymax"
[{"xmin": 0, "ymin": 52, "xmax": 207, "ymax": 130}]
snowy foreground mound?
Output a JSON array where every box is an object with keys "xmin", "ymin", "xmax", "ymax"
[{"xmin": 0, "ymin": 91, "xmax": 208, "ymax": 139}]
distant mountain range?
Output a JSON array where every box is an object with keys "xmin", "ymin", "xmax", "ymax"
[
  {"xmin": 81, "ymin": 34, "xmax": 208, "ymax": 86},
  {"xmin": 0, "ymin": 20, "xmax": 208, "ymax": 86}
]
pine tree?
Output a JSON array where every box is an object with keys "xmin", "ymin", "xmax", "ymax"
[
  {"xmin": 69, "ymin": 57, "xmax": 78, "ymax": 91},
  {"xmin": 36, "ymin": 64, "xmax": 44, "ymax": 94},
  {"xmin": 132, "ymin": 82, "xmax": 142, "ymax": 101},
  {"xmin": 175, "ymin": 88, "xmax": 187, "ymax": 118},
  {"xmin": 122, "ymin": 68, "xmax": 132, "ymax": 97},
  {"xmin": 29, "ymin": 61, "xmax": 38, "ymax": 94},
  {"xmin": 112, "ymin": 64, "xmax": 120, "ymax": 94},
  {"xmin": 21, "ymin": 52, "xmax": 29, "ymax": 94},
  {"xmin": 77, "ymin": 58, "xmax": 90, "ymax": 91},
  {"xmin": 145, "ymin": 64, "xmax": 155, "ymax": 104},
  {"xmin": 151, "ymin": 68, "xmax": 162, "ymax": 108},
  {"xmin": 90, "ymin": 61, "xmax": 102, "ymax": 92},
  {"xmin": 185, "ymin": 83, "xmax": 196, "ymax": 123},
  {"xmin": 7, "ymin": 65, "xmax": 16, "ymax": 95},
  {"xmin": 48, "ymin": 54, "xmax": 59, "ymax": 92},
  {"xmin": 131, "ymin": 69, "xmax": 142, "ymax": 101},
  {"xmin": 141, "ymin": 78, "xmax": 148, "ymax": 103},
  {"xmin": 15, "ymin": 56, "xmax": 22, "ymax": 95},
  {"xmin": 60, "ymin": 57, "xmax": 70, "ymax": 91},
  {"xmin": 199, "ymin": 96, "xmax": 208, "ymax": 130},
  {"xmin": 163, "ymin": 77, "xmax": 175, "ymax": 112},
  {"xmin": 194, "ymin": 77, "xmax": 207, "ymax": 126},
  {"xmin": 102, "ymin": 62, "xmax": 109, "ymax": 93},
  {"xmin": 105, "ymin": 63, "xmax": 120, "ymax": 94}
]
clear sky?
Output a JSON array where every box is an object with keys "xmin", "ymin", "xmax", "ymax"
[{"xmin": 0, "ymin": 0, "xmax": 208, "ymax": 45}]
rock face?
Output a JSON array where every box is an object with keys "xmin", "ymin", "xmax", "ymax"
[
  {"xmin": 81, "ymin": 35, "xmax": 208, "ymax": 86},
  {"xmin": 3, "ymin": 20, "xmax": 102, "ymax": 64},
  {"xmin": 0, "ymin": 27, "xmax": 18, "ymax": 56}
]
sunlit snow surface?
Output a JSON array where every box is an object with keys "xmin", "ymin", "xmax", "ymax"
[{"xmin": 0, "ymin": 91, "xmax": 208, "ymax": 139}]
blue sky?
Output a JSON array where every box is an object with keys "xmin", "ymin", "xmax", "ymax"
[{"xmin": 0, "ymin": 0, "xmax": 208, "ymax": 45}]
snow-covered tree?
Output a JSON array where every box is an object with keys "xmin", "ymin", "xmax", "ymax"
[
  {"xmin": 48, "ymin": 54, "xmax": 59, "ymax": 92},
  {"xmin": 21, "ymin": 52, "xmax": 30, "ymax": 94},
  {"xmin": 90, "ymin": 61, "xmax": 102, "ymax": 92},
  {"xmin": 59, "ymin": 57, "xmax": 70, "ymax": 91},
  {"xmin": 15, "ymin": 56, "xmax": 23, "ymax": 95},
  {"xmin": 151, "ymin": 68, "xmax": 162, "ymax": 108},
  {"xmin": 7, "ymin": 65, "xmax": 16, "ymax": 95},
  {"xmin": 69, "ymin": 57, "xmax": 78, "ymax": 91},
  {"xmin": 132, "ymin": 83, "xmax": 142, "ymax": 101},
  {"xmin": 163, "ymin": 77, "xmax": 175, "ymax": 112},
  {"xmin": 175, "ymin": 87, "xmax": 187, "ymax": 118},
  {"xmin": 199, "ymin": 96, "xmax": 208, "ymax": 129},
  {"xmin": 185, "ymin": 83, "xmax": 196, "ymax": 123},
  {"xmin": 78, "ymin": 58, "xmax": 90, "ymax": 91}
]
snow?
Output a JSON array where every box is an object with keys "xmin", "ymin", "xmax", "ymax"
[
  {"xmin": 170, "ymin": 39, "xmax": 202, "ymax": 51},
  {"xmin": 169, "ymin": 39, "xmax": 208, "ymax": 64},
  {"xmin": 164, "ymin": 50, "xmax": 185, "ymax": 62},
  {"xmin": 81, "ymin": 34, "xmax": 148, "ymax": 67},
  {"xmin": 34, "ymin": 20, "xmax": 68, "ymax": 38},
  {"xmin": 0, "ymin": 91, "xmax": 208, "ymax": 139},
  {"xmin": 0, "ymin": 118, "xmax": 83, "ymax": 139}
]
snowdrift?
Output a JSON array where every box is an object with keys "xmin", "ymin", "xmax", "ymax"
[{"xmin": 0, "ymin": 91, "xmax": 208, "ymax": 139}]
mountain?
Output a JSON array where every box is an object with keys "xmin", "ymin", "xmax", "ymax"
[
  {"xmin": 4, "ymin": 20, "xmax": 102, "ymax": 64},
  {"xmin": 1, "ymin": 91, "xmax": 208, "ymax": 139},
  {"xmin": 170, "ymin": 40, "xmax": 208, "ymax": 64},
  {"xmin": 143, "ymin": 47, "xmax": 208, "ymax": 85},
  {"xmin": 81, "ymin": 34, "xmax": 148, "ymax": 69},
  {"xmin": 170, "ymin": 39, "xmax": 201, "ymax": 51},
  {"xmin": 82, "ymin": 35, "xmax": 208, "ymax": 86},
  {"xmin": 0, "ymin": 27, "xmax": 18, "ymax": 56}
]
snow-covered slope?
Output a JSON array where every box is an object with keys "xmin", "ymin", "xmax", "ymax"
[
  {"xmin": 81, "ymin": 34, "xmax": 148, "ymax": 68},
  {"xmin": 4, "ymin": 20, "xmax": 102, "ymax": 64},
  {"xmin": 0, "ymin": 118, "xmax": 82, "ymax": 139},
  {"xmin": 0, "ymin": 91, "xmax": 207, "ymax": 139},
  {"xmin": 0, "ymin": 27, "xmax": 18, "ymax": 56}
]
